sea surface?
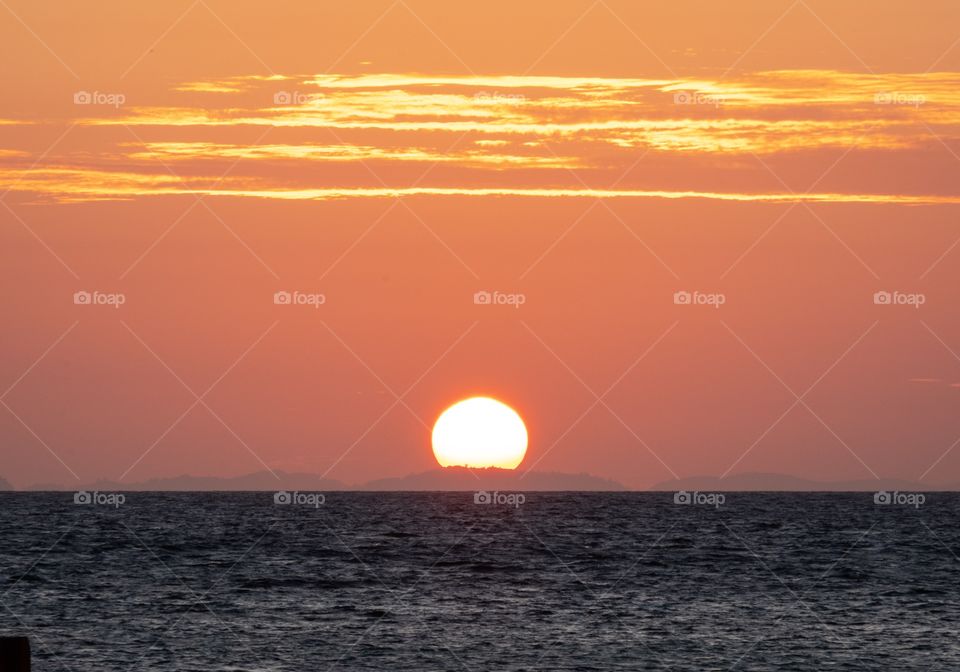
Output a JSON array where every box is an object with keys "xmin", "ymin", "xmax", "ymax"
[{"xmin": 0, "ymin": 492, "xmax": 958, "ymax": 670}]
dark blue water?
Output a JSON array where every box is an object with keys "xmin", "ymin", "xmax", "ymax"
[{"xmin": 0, "ymin": 492, "xmax": 958, "ymax": 670}]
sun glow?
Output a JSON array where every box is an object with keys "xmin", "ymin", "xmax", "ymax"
[{"xmin": 432, "ymin": 397, "xmax": 528, "ymax": 469}]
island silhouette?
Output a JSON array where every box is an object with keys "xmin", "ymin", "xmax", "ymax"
[
  {"xmin": 363, "ymin": 467, "xmax": 626, "ymax": 491},
  {"xmin": 9, "ymin": 470, "xmax": 958, "ymax": 492},
  {"xmin": 651, "ymin": 472, "xmax": 950, "ymax": 492},
  {"xmin": 15, "ymin": 468, "xmax": 624, "ymax": 492}
]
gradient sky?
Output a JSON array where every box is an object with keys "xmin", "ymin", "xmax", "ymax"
[{"xmin": 2, "ymin": 0, "xmax": 960, "ymax": 489}]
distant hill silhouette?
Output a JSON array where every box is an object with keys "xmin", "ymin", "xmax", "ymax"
[
  {"xmin": 362, "ymin": 467, "xmax": 626, "ymax": 491},
  {"xmin": 26, "ymin": 468, "xmax": 624, "ymax": 491},
  {"xmin": 20, "ymin": 469, "xmax": 958, "ymax": 493},
  {"xmin": 0, "ymin": 476, "xmax": 12, "ymax": 491},
  {"xmin": 25, "ymin": 471, "xmax": 344, "ymax": 492},
  {"xmin": 651, "ymin": 472, "xmax": 948, "ymax": 492}
]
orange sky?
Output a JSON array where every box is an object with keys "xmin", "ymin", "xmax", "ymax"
[{"xmin": 2, "ymin": 0, "xmax": 960, "ymax": 489}]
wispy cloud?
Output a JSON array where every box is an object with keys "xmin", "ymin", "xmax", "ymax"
[{"xmin": 2, "ymin": 70, "xmax": 959, "ymax": 202}]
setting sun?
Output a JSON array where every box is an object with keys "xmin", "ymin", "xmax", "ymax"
[{"xmin": 432, "ymin": 397, "xmax": 528, "ymax": 469}]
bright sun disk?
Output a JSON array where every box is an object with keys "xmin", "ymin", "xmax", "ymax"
[{"xmin": 432, "ymin": 397, "xmax": 528, "ymax": 469}]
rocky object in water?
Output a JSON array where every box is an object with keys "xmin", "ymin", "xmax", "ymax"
[
  {"xmin": 0, "ymin": 636, "xmax": 30, "ymax": 671},
  {"xmin": 0, "ymin": 477, "xmax": 12, "ymax": 491}
]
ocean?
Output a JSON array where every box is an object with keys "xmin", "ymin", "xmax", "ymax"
[{"xmin": 0, "ymin": 492, "xmax": 957, "ymax": 670}]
